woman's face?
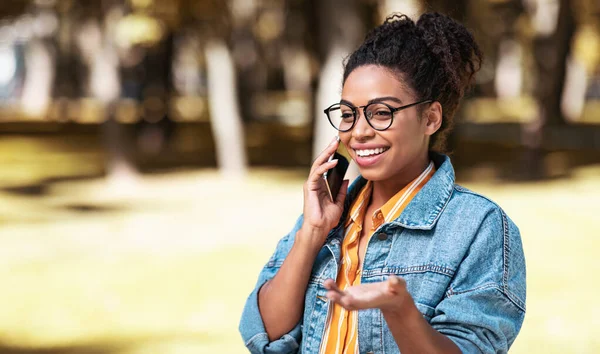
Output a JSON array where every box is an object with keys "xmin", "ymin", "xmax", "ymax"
[{"xmin": 339, "ymin": 65, "xmax": 434, "ymax": 182}]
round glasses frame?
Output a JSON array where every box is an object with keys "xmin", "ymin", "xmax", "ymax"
[{"xmin": 323, "ymin": 99, "xmax": 433, "ymax": 132}]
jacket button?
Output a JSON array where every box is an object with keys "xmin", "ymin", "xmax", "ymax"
[{"xmin": 377, "ymin": 232, "xmax": 388, "ymax": 241}]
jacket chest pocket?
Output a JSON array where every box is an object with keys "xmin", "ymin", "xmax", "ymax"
[
  {"xmin": 369, "ymin": 267, "xmax": 454, "ymax": 353},
  {"xmin": 365, "ymin": 264, "xmax": 455, "ymax": 316}
]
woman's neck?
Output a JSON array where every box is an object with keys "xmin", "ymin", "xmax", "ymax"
[{"xmin": 369, "ymin": 153, "xmax": 431, "ymax": 210}]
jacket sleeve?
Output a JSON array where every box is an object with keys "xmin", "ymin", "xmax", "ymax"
[
  {"xmin": 430, "ymin": 208, "xmax": 526, "ymax": 354},
  {"xmin": 239, "ymin": 215, "xmax": 304, "ymax": 354}
]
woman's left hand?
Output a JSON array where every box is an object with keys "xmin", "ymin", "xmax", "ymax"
[{"xmin": 323, "ymin": 276, "xmax": 410, "ymax": 312}]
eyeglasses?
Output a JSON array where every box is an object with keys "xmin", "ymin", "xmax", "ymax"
[{"xmin": 323, "ymin": 99, "xmax": 432, "ymax": 132}]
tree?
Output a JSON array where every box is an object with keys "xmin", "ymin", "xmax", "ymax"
[{"xmin": 311, "ymin": 0, "xmax": 369, "ymax": 181}]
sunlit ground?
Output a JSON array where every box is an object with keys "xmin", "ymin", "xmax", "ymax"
[{"xmin": 0, "ymin": 140, "xmax": 599, "ymax": 353}]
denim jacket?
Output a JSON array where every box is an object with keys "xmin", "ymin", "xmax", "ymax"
[{"xmin": 239, "ymin": 153, "xmax": 526, "ymax": 354}]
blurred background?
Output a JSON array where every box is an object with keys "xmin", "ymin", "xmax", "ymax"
[{"xmin": 0, "ymin": 0, "xmax": 599, "ymax": 353}]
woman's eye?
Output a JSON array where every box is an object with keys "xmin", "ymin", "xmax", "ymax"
[
  {"xmin": 373, "ymin": 111, "xmax": 391, "ymax": 118},
  {"xmin": 341, "ymin": 112, "xmax": 354, "ymax": 120}
]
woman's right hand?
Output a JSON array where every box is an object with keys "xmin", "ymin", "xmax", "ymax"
[{"xmin": 299, "ymin": 137, "xmax": 349, "ymax": 247}]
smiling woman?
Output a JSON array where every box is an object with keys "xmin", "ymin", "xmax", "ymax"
[
  {"xmin": 239, "ymin": 12, "xmax": 525, "ymax": 354},
  {"xmin": 337, "ymin": 66, "xmax": 437, "ymax": 183}
]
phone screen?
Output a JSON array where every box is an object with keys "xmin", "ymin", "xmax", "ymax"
[{"xmin": 324, "ymin": 139, "xmax": 352, "ymax": 201}]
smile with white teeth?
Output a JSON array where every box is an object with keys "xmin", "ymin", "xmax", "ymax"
[{"xmin": 354, "ymin": 147, "xmax": 389, "ymax": 157}]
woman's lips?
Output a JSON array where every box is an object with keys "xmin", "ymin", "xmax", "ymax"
[{"xmin": 353, "ymin": 149, "xmax": 388, "ymax": 167}]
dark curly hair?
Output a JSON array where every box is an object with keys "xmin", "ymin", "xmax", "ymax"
[{"xmin": 343, "ymin": 13, "xmax": 483, "ymax": 153}]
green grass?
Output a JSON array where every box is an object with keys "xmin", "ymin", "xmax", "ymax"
[
  {"xmin": 0, "ymin": 245, "xmax": 267, "ymax": 353},
  {"xmin": 0, "ymin": 165, "xmax": 599, "ymax": 353}
]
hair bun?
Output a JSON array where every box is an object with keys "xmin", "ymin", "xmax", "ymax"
[
  {"xmin": 364, "ymin": 13, "xmax": 417, "ymax": 48},
  {"xmin": 417, "ymin": 12, "xmax": 482, "ymax": 95},
  {"xmin": 342, "ymin": 11, "xmax": 483, "ymax": 153}
]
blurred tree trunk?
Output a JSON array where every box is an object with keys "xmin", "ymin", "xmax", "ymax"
[
  {"xmin": 532, "ymin": 0, "xmax": 574, "ymax": 126},
  {"xmin": 77, "ymin": 2, "xmax": 138, "ymax": 189},
  {"xmin": 522, "ymin": 0, "xmax": 575, "ymax": 179},
  {"xmin": 373, "ymin": 0, "xmax": 422, "ymax": 24},
  {"xmin": 204, "ymin": 38, "xmax": 247, "ymax": 178},
  {"xmin": 20, "ymin": 2, "xmax": 59, "ymax": 118},
  {"xmin": 560, "ymin": 0, "xmax": 599, "ymax": 121},
  {"xmin": 187, "ymin": 0, "xmax": 248, "ymax": 178},
  {"xmin": 54, "ymin": 0, "xmax": 81, "ymax": 101},
  {"xmin": 20, "ymin": 39, "xmax": 54, "ymax": 117},
  {"xmin": 312, "ymin": 0, "xmax": 365, "ymax": 181}
]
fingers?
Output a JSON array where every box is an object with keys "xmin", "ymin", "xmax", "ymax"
[
  {"xmin": 325, "ymin": 279, "xmax": 407, "ymax": 312},
  {"xmin": 326, "ymin": 289, "xmax": 357, "ymax": 311},
  {"xmin": 323, "ymin": 278, "xmax": 343, "ymax": 294},
  {"xmin": 305, "ymin": 136, "xmax": 339, "ymax": 188},
  {"xmin": 310, "ymin": 136, "xmax": 339, "ymax": 175},
  {"xmin": 326, "ymin": 290, "xmax": 343, "ymax": 303},
  {"xmin": 334, "ymin": 179, "xmax": 350, "ymax": 206},
  {"xmin": 326, "ymin": 289, "xmax": 353, "ymax": 310},
  {"xmin": 340, "ymin": 297, "xmax": 356, "ymax": 311},
  {"xmin": 313, "ymin": 158, "xmax": 338, "ymax": 179},
  {"xmin": 305, "ymin": 160, "xmax": 339, "ymax": 193},
  {"xmin": 324, "ymin": 279, "xmax": 356, "ymax": 309},
  {"xmin": 387, "ymin": 275, "xmax": 405, "ymax": 295}
]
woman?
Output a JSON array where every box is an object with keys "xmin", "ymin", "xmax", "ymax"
[{"xmin": 239, "ymin": 12, "xmax": 526, "ymax": 354}]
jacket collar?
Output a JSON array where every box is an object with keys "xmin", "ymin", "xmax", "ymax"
[{"xmin": 327, "ymin": 152, "xmax": 454, "ymax": 240}]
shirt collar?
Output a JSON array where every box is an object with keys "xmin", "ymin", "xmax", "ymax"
[
  {"xmin": 341, "ymin": 152, "xmax": 455, "ymax": 231},
  {"xmin": 379, "ymin": 161, "xmax": 435, "ymax": 223},
  {"xmin": 345, "ymin": 181, "xmax": 372, "ymax": 228}
]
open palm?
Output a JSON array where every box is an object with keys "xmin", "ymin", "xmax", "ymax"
[{"xmin": 323, "ymin": 276, "xmax": 409, "ymax": 312}]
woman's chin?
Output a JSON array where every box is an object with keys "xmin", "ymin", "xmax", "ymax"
[{"xmin": 357, "ymin": 168, "xmax": 389, "ymax": 182}]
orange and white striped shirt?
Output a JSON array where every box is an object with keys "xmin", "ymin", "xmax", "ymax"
[{"xmin": 319, "ymin": 161, "xmax": 436, "ymax": 354}]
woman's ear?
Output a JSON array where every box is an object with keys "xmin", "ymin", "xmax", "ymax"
[{"xmin": 424, "ymin": 101, "xmax": 443, "ymax": 136}]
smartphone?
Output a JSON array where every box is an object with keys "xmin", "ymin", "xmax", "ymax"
[{"xmin": 323, "ymin": 137, "xmax": 351, "ymax": 201}]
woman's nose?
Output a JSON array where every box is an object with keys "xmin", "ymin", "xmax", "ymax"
[{"xmin": 352, "ymin": 109, "xmax": 375, "ymax": 140}]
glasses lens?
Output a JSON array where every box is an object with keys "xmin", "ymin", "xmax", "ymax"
[
  {"xmin": 365, "ymin": 103, "xmax": 393, "ymax": 130},
  {"xmin": 326, "ymin": 104, "xmax": 355, "ymax": 131}
]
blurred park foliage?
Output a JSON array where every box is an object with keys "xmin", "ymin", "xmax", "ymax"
[
  {"xmin": 0, "ymin": 0, "xmax": 599, "ymax": 177},
  {"xmin": 1, "ymin": 0, "xmax": 600, "ymax": 353}
]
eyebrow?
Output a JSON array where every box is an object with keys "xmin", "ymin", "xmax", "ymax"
[{"xmin": 340, "ymin": 96, "xmax": 403, "ymax": 107}]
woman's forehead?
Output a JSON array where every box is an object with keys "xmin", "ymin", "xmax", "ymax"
[{"xmin": 342, "ymin": 65, "xmax": 413, "ymax": 102}]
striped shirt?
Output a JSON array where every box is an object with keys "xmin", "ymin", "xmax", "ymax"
[{"xmin": 319, "ymin": 161, "xmax": 436, "ymax": 354}]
